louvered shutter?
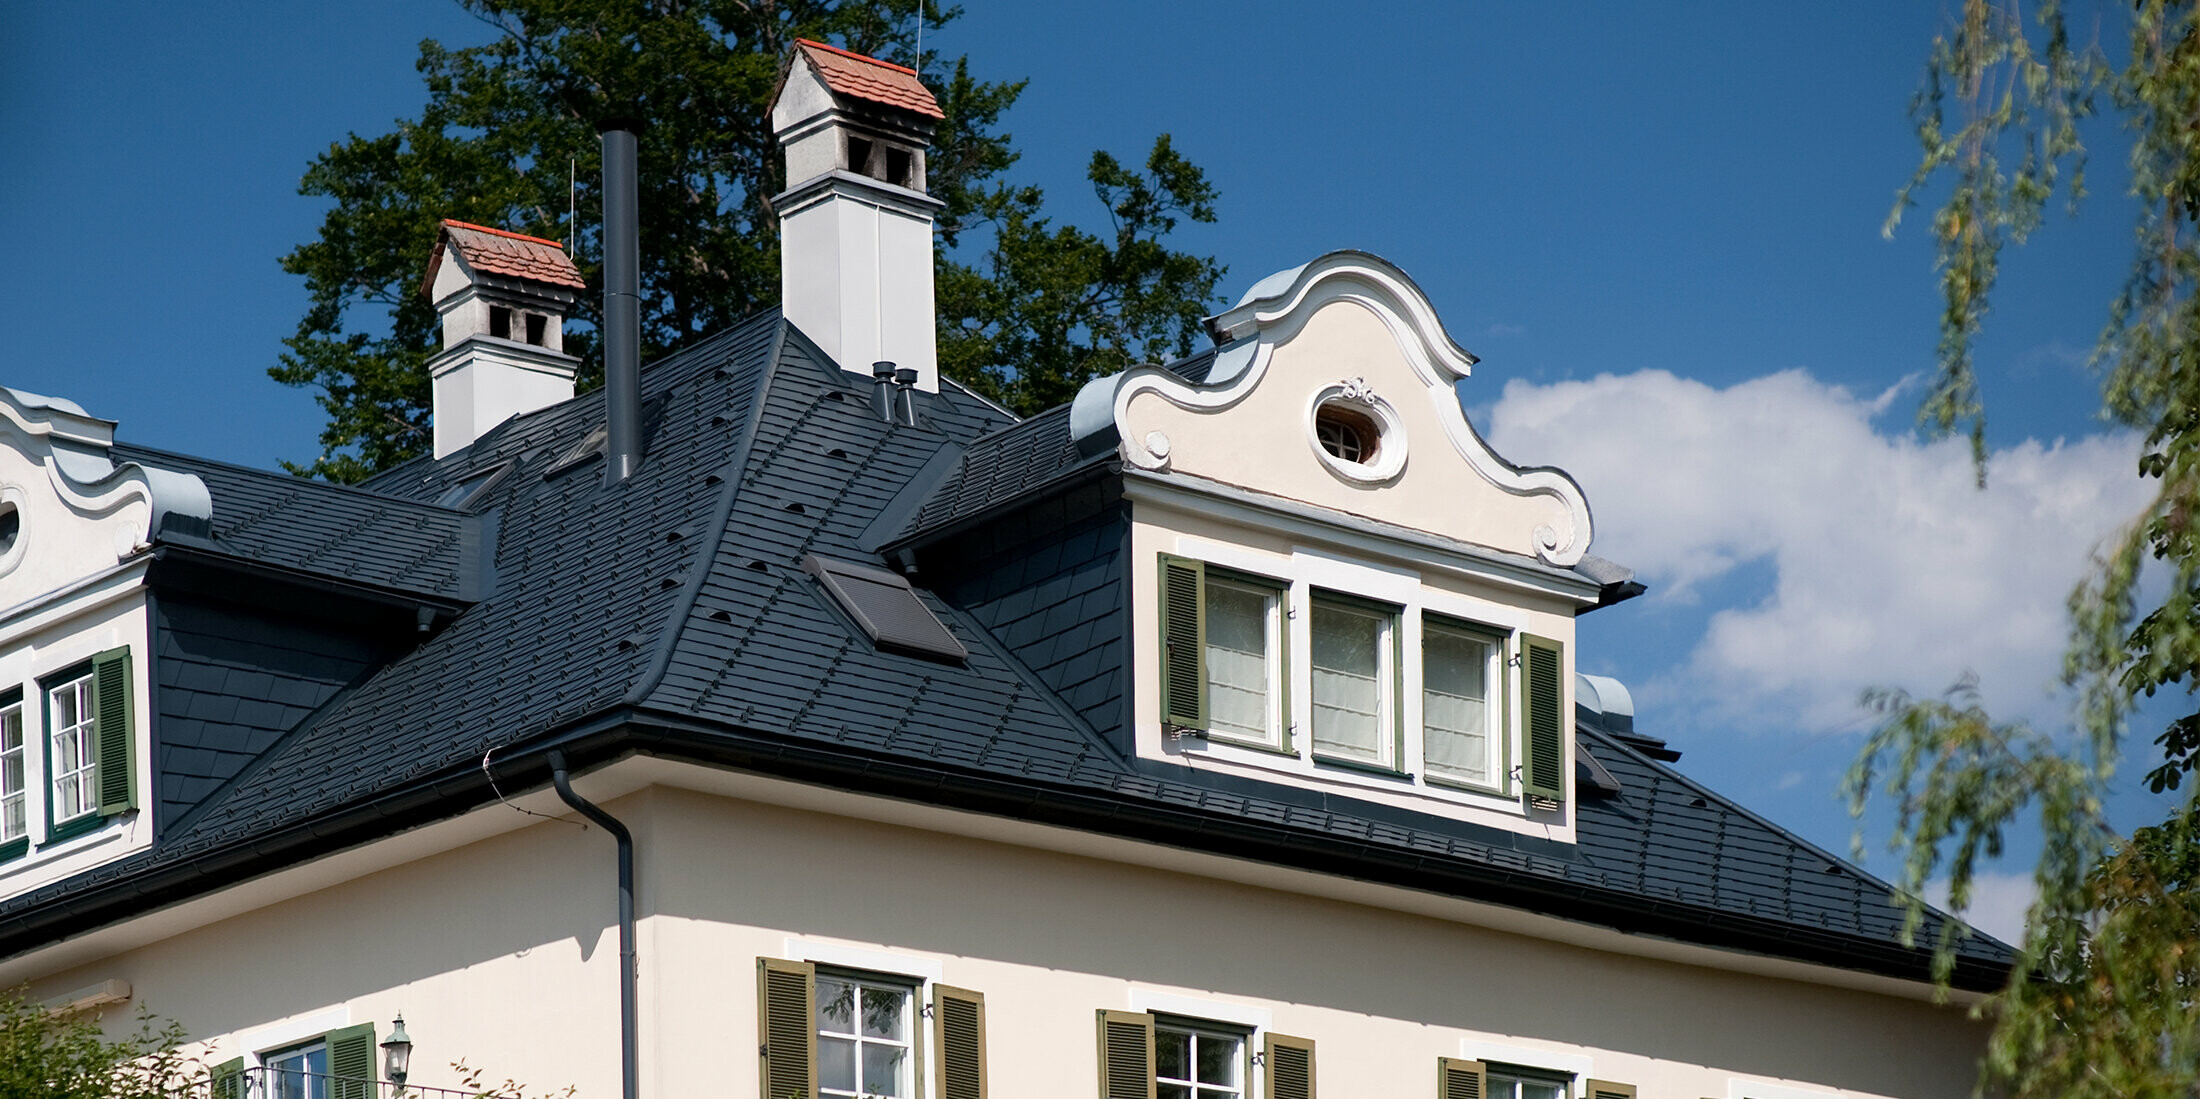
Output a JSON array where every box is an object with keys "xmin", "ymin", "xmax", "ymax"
[
  {"xmin": 90, "ymin": 648, "xmax": 134, "ymax": 815},
  {"xmin": 757, "ymin": 958, "xmax": 816, "ymax": 1099},
  {"xmin": 1584, "ymin": 1082, "xmax": 1636, "ymax": 1099},
  {"xmin": 1520, "ymin": 634, "xmax": 1565, "ymax": 800},
  {"xmin": 1263, "ymin": 1033, "xmax": 1315, "ymax": 1099},
  {"xmin": 1157, "ymin": 556, "xmax": 1207, "ymax": 729},
  {"xmin": 1095, "ymin": 1009, "xmax": 1155, "ymax": 1099},
  {"xmin": 934, "ymin": 984, "xmax": 987, "ymax": 1099},
  {"xmin": 1437, "ymin": 1057, "xmax": 1487, "ymax": 1099},
  {"xmin": 209, "ymin": 1057, "xmax": 245, "ymax": 1099},
  {"xmin": 325, "ymin": 1023, "xmax": 376, "ymax": 1099}
]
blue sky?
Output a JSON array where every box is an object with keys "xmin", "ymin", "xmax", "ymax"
[{"xmin": 0, "ymin": 3, "xmax": 2166, "ymax": 937}]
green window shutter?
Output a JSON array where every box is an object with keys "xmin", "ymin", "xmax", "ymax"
[
  {"xmin": 757, "ymin": 957, "xmax": 816, "ymax": 1099},
  {"xmin": 1437, "ymin": 1057, "xmax": 1487, "ymax": 1099},
  {"xmin": 1584, "ymin": 1082, "xmax": 1637, "ymax": 1099},
  {"xmin": 1262, "ymin": 1032, "xmax": 1315, "ymax": 1099},
  {"xmin": 325, "ymin": 1022, "xmax": 377, "ymax": 1099},
  {"xmin": 210, "ymin": 1057, "xmax": 245, "ymax": 1099},
  {"xmin": 90, "ymin": 647, "xmax": 134, "ymax": 815},
  {"xmin": 934, "ymin": 984, "xmax": 987, "ymax": 1099},
  {"xmin": 1157, "ymin": 555, "xmax": 1207, "ymax": 729},
  {"xmin": 1095, "ymin": 1009, "xmax": 1156, "ymax": 1099},
  {"xmin": 1520, "ymin": 634, "xmax": 1565, "ymax": 800}
]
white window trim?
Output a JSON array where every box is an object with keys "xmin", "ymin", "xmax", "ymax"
[
  {"xmin": 236, "ymin": 1006, "xmax": 351, "ymax": 1069},
  {"xmin": 1726, "ymin": 1082, "xmax": 1843, "ymax": 1099},
  {"xmin": 1458, "ymin": 1038, "xmax": 1593, "ymax": 1081},
  {"xmin": 783, "ymin": 938, "xmax": 944, "ymax": 984},
  {"xmin": 1126, "ymin": 989, "xmax": 1272, "ymax": 1034},
  {"xmin": 1167, "ymin": 535, "xmax": 1543, "ymax": 818}
]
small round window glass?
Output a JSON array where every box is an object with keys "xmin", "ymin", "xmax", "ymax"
[
  {"xmin": 0, "ymin": 504, "xmax": 19, "ymax": 556},
  {"xmin": 1315, "ymin": 403, "xmax": 1380, "ymax": 465}
]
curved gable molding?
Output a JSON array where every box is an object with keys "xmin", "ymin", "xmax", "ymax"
[
  {"xmin": 0, "ymin": 388, "xmax": 212, "ymax": 546},
  {"xmin": 1073, "ymin": 250, "xmax": 1594, "ymax": 567}
]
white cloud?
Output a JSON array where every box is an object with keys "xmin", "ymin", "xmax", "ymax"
[
  {"xmin": 1485, "ymin": 368, "xmax": 2146, "ymax": 729},
  {"xmin": 1923, "ymin": 870, "xmax": 2037, "ymax": 946}
]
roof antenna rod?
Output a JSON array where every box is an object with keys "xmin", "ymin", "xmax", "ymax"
[
  {"xmin": 599, "ymin": 118, "xmax": 644, "ymax": 485},
  {"xmin": 568, "ymin": 156, "xmax": 576, "ymax": 252}
]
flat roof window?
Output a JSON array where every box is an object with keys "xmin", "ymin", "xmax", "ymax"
[{"xmin": 803, "ymin": 554, "xmax": 967, "ymax": 661}]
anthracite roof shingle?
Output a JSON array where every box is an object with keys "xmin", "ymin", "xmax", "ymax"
[{"xmin": 0, "ymin": 311, "xmax": 2014, "ymax": 986}]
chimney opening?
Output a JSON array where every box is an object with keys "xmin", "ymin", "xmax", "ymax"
[
  {"xmin": 846, "ymin": 135, "xmax": 875, "ymax": 177},
  {"xmin": 885, "ymin": 147, "xmax": 912, "ymax": 188},
  {"xmin": 872, "ymin": 361, "xmax": 897, "ymax": 423},
  {"xmin": 525, "ymin": 313, "xmax": 548, "ymax": 346},
  {"xmin": 489, "ymin": 305, "xmax": 514, "ymax": 340},
  {"xmin": 893, "ymin": 366, "xmax": 919, "ymax": 427}
]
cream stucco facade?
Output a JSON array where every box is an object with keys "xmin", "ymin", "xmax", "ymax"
[{"xmin": 2, "ymin": 760, "xmax": 1986, "ymax": 1099}]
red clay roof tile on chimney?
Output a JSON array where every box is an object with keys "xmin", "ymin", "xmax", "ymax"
[
  {"xmin": 421, "ymin": 219, "xmax": 587, "ymax": 299},
  {"xmin": 794, "ymin": 39, "xmax": 944, "ymax": 120}
]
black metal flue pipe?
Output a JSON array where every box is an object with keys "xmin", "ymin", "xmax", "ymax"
[{"xmin": 598, "ymin": 120, "xmax": 643, "ymax": 485}]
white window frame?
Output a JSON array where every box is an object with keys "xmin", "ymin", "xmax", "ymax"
[
  {"xmin": 814, "ymin": 969, "xmax": 919, "ymax": 1099},
  {"xmin": 45, "ymin": 671, "xmax": 96, "ymax": 828},
  {"xmin": 0, "ymin": 694, "xmax": 26, "ymax": 846},
  {"xmin": 1152, "ymin": 1017, "xmax": 1249, "ymax": 1099},
  {"xmin": 1420, "ymin": 616, "xmax": 1505, "ymax": 791},
  {"xmin": 1162, "ymin": 537, "xmax": 1540, "ymax": 816},
  {"xmin": 1202, "ymin": 572, "xmax": 1288, "ymax": 750},
  {"xmin": 260, "ymin": 1038, "xmax": 332, "ymax": 1099},
  {"xmin": 1127, "ymin": 992, "xmax": 1271, "ymax": 1099},
  {"xmin": 786, "ymin": 940, "xmax": 943, "ymax": 1099}
]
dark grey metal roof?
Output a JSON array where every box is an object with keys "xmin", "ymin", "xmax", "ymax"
[
  {"xmin": 114, "ymin": 443, "xmax": 472, "ymax": 601},
  {"xmin": 0, "ymin": 312, "xmax": 2013, "ymax": 988}
]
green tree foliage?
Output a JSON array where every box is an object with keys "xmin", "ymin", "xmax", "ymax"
[
  {"xmin": 0, "ymin": 990, "xmax": 199, "ymax": 1099},
  {"xmin": 1852, "ymin": 2, "xmax": 2200, "ymax": 1094},
  {"xmin": 275, "ymin": 0, "xmax": 1220, "ymax": 480},
  {"xmin": 937, "ymin": 134, "xmax": 1224, "ymax": 415}
]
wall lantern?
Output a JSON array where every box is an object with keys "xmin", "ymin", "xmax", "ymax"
[{"xmin": 381, "ymin": 1014, "xmax": 413, "ymax": 1086}]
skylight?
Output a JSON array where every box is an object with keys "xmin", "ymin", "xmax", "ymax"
[{"xmin": 802, "ymin": 554, "xmax": 967, "ymax": 661}]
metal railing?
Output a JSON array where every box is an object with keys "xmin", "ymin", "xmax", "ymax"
[{"xmin": 219, "ymin": 1066, "xmax": 513, "ymax": 1099}]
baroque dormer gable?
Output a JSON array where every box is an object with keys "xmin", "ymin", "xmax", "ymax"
[
  {"xmin": 0, "ymin": 387, "xmax": 209, "ymax": 609},
  {"xmin": 1072, "ymin": 250, "xmax": 1593, "ymax": 570}
]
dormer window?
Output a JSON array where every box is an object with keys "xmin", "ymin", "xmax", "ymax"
[{"xmin": 1156, "ymin": 550, "xmax": 1568, "ymax": 809}]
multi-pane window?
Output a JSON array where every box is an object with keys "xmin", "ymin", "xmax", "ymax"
[
  {"xmin": 264, "ymin": 1041, "xmax": 330, "ymax": 1099},
  {"xmin": 1309, "ymin": 594, "xmax": 1394, "ymax": 766},
  {"xmin": 1155, "ymin": 1021, "xmax": 1244, "ymax": 1099},
  {"xmin": 47, "ymin": 674, "xmax": 95, "ymax": 824},
  {"xmin": 816, "ymin": 971, "xmax": 915, "ymax": 1099},
  {"xmin": 0, "ymin": 698, "xmax": 23, "ymax": 843},
  {"xmin": 1203, "ymin": 577, "xmax": 1282, "ymax": 746},
  {"xmin": 1424, "ymin": 621, "xmax": 1498, "ymax": 787},
  {"xmin": 1487, "ymin": 1069, "xmax": 1569, "ymax": 1099}
]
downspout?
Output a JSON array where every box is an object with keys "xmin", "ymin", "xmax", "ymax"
[{"xmin": 547, "ymin": 749, "xmax": 637, "ymax": 1099}]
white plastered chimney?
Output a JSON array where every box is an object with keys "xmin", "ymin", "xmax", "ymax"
[
  {"xmin": 770, "ymin": 40, "xmax": 944, "ymax": 392},
  {"xmin": 422, "ymin": 220, "xmax": 586, "ymax": 457}
]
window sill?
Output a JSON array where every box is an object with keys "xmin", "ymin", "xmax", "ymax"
[
  {"xmin": 46, "ymin": 812, "xmax": 107, "ymax": 845},
  {"xmin": 1425, "ymin": 772, "xmax": 1508, "ymax": 798},
  {"xmin": 1199, "ymin": 731, "xmax": 1297, "ymax": 758},
  {"xmin": 1311, "ymin": 752, "xmax": 1410, "ymax": 780}
]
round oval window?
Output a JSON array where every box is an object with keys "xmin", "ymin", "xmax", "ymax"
[
  {"xmin": 0, "ymin": 504, "xmax": 18, "ymax": 556},
  {"xmin": 1315, "ymin": 403, "xmax": 1381, "ymax": 465}
]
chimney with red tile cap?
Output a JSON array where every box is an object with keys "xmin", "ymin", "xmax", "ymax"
[
  {"xmin": 421, "ymin": 220, "xmax": 585, "ymax": 457},
  {"xmin": 769, "ymin": 40, "xmax": 944, "ymax": 393}
]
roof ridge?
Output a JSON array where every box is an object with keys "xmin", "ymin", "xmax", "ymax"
[
  {"xmin": 795, "ymin": 37, "xmax": 920, "ymax": 76},
  {"xmin": 623, "ymin": 320, "xmax": 791, "ymax": 708},
  {"xmin": 109, "ymin": 442, "xmax": 464, "ymax": 511},
  {"xmin": 440, "ymin": 218, "xmax": 567, "ymax": 249}
]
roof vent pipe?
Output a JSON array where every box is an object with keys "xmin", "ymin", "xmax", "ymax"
[
  {"xmin": 872, "ymin": 361, "xmax": 897, "ymax": 423},
  {"xmin": 893, "ymin": 366, "xmax": 919, "ymax": 427},
  {"xmin": 598, "ymin": 119, "xmax": 644, "ymax": 485}
]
